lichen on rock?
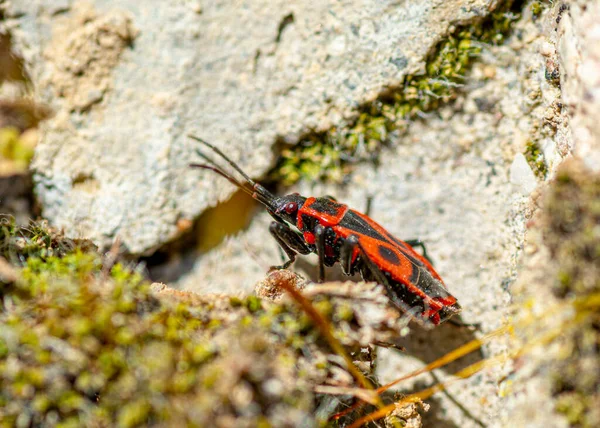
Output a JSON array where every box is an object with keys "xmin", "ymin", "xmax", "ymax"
[{"xmin": 270, "ymin": 0, "xmax": 522, "ymax": 185}]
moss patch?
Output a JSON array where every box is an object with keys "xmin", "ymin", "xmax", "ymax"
[
  {"xmin": 524, "ymin": 139, "xmax": 548, "ymax": 179},
  {"xmin": 0, "ymin": 127, "xmax": 39, "ymax": 176},
  {"xmin": 270, "ymin": 0, "xmax": 521, "ymax": 185},
  {"xmin": 542, "ymin": 159, "xmax": 600, "ymax": 427},
  {"xmin": 0, "ymin": 216, "xmax": 95, "ymax": 264},
  {"xmin": 530, "ymin": 1, "xmax": 543, "ymax": 20},
  {"xmin": 0, "ymin": 220, "xmax": 396, "ymax": 426}
]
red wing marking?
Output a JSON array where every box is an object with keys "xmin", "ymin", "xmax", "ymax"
[
  {"xmin": 349, "ymin": 210, "xmax": 444, "ymax": 283},
  {"xmin": 299, "ymin": 197, "xmax": 349, "ymax": 227},
  {"xmin": 303, "ymin": 231, "xmax": 316, "ymax": 245},
  {"xmin": 356, "ymin": 234, "xmax": 427, "ymax": 299},
  {"xmin": 332, "ymin": 208, "xmax": 460, "ymax": 325}
]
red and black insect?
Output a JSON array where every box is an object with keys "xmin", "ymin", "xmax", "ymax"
[{"xmin": 189, "ymin": 135, "xmax": 461, "ymax": 327}]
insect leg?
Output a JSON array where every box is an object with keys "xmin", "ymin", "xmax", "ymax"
[
  {"xmin": 269, "ymin": 222, "xmax": 311, "ymax": 269},
  {"xmin": 276, "ymin": 246, "xmax": 287, "ymax": 264},
  {"xmin": 364, "ymin": 195, "xmax": 373, "ymax": 216},
  {"xmin": 404, "ymin": 239, "xmax": 432, "ymax": 264},
  {"xmin": 314, "ymin": 224, "xmax": 326, "ymax": 283},
  {"xmin": 340, "ymin": 235, "xmax": 359, "ymax": 276},
  {"xmin": 447, "ymin": 318, "xmax": 481, "ymax": 329}
]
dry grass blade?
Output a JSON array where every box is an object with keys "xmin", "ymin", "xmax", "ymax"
[
  {"xmin": 275, "ymin": 277, "xmax": 383, "ymax": 408},
  {"xmin": 314, "ymin": 385, "xmax": 380, "ymax": 404},
  {"xmin": 332, "ymin": 325, "xmax": 510, "ymax": 421},
  {"xmin": 346, "ymin": 294, "xmax": 600, "ymax": 427}
]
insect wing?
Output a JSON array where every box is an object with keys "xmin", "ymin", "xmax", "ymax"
[{"xmin": 342, "ymin": 210, "xmax": 461, "ymax": 326}]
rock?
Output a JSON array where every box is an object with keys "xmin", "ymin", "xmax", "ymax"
[
  {"xmin": 498, "ymin": 3, "xmax": 600, "ymax": 425},
  {"xmin": 510, "ymin": 153, "xmax": 538, "ymax": 195},
  {"xmin": 175, "ymin": 3, "xmax": 575, "ymax": 426},
  {"xmin": 3, "ymin": 0, "xmax": 498, "ymax": 253},
  {"xmin": 2, "ymin": 1, "xmax": 598, "ymax": 427},
  {"xmin": 557, "ymin": 1, "xmax": 600, "ymax": 172}
]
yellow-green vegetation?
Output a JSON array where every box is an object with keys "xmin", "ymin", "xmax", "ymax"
[
  {"xmin": 542, "ymin": 160, "xmax": 600, "ymax": 427},
  {"xmin": 0, "ymin": 127, "xmax": 36, "ymax": 174},
  {"xmin": 0, "ymin": 219, "xmax": 380, "ymax": 426},
  {"xmin": 0, "ymin": 216, "xmax": 96, "ymax": 264},
  {"xmin": 524, "ymin": 139, "xmax": 548, "ymax": 179},
  {"xmin": 270, "ymin": 0, "xmax": 520, "ymax": 185},
  {"xmin": 530, "ymin": 1, "xmax": 543, "ymax": 20},
  {"xmin": 1, "ymin": 28, "xmax": 49, "ymax": 175}
]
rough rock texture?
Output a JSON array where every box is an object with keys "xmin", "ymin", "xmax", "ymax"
[
  {"xmin": 500, "ymin": 158, "xmax": 600, "ymax": 428},
  {"xmin": 4, "ymin": 0, "xmax": 599, "ymax": 426},
  {"xmin": 558, "ymin": 1, "xmax": 600, "ymax": 172},
  {"xmin": 4, "ymin": 0, "xmax": 497, "ymax": 253},
  {"xmin": 498, "ymin": 3, "xmax": 600, "ymax": 426},
  {"xmin": 172, "ymin": 2, "xmax": 575, "ymax": 426}
]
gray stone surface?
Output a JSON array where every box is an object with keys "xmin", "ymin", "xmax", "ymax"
[
  {"xmin": 498, "ymin": 2, "xmax": 599, "ymax": 427},
  {"xmin": 4, "ymin": 0, "xmax": 496, "ymax": 253},
  {"xmin": 558, "ymin": 1, "xmax": 600, "ymax": 172},
  {"xmin": 174, "ymin": 3, "xmax": 573, "ymax": 426},
  {"xmin": 6, "ymin": 1, "xmax": 595, "ymax": 426}
]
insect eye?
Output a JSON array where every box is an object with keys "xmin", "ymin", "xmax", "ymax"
[{"xmin": 284, "ymin": 202, "xmax": 298, "ymax": 214}]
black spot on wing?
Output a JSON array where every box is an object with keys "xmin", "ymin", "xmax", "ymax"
[
  {"xmin": 348, "ymin": 212, "xmax": 429, "ymax": 273},
  {"xmin": 378, "ymin": 245, "xmax": 400, "ymax": 265},
  {"xmin": 356, "ymin": 241, "xmax": 427, "ymax": 322},
  {"xmin": 344, "ymin": 212, "xmax": 425, "ymax": 275},
  {"xmin": 345, "ymin": 211, "xmax": 442, "ymax": 295}
]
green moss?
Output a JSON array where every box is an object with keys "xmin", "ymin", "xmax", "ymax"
[
  {"xmin": 117, "ymin": 400, "xmax": 151, "ymax": 427},
  {"xmin": 543, "ymin": 160, "xmax": 600, "ymax": 427},
  {"xmin": 530, "ymin": 2, "xmax": 543, "ymax": 19},
  {"xmin": 229, "ymin": 295, "xmax": 243, "ymax": 307},
  {"xmin": 524, "ymin": 140, "xmax": 548, "ymax": 179},
  {"xmin": 313, "ymin": 298, "xmax": 333, "ymax": 319},
  {"xmin": 245, "ymin": 294, "xmax": 263, "ymax": 313},
  {"xmin": 0, "ymin": 220, "xmax": 374, "ymax": 426},
  {"xmin": 334, "ymin": 303, "xmax": 355, "ymax": 323},
  {"xmin": 0, "ymin": 216, "xmax": 96, "ymax": 265},
  {"xmin": 0, "ymin": 339, "xmax": 8, "ymax": 358},
  {"xmin": 270, "ymin": 1, "xmax": 520, "ymax": 185},
  {"xmin": 555, "ymin": 393, "xmax": 589, "ymax": 426}
]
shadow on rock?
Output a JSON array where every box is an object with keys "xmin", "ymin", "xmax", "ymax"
[
  {"xmin": 392, "ymin": 313, "xmax": 483, "ymax": 376},
  {"xmin": 143, "ymin": 188, "xmax": 259, "ymax": 283},
  {"xmin": 294, "ymin": 257, "xmax": 363, "ymax": 283},
  {"xmin": 295, "ymin": 258, "xmax": 483, "ymax": 375},
  {"xmin": 414, "ymin": 374, "xmax": 487, "ymax": 428}
]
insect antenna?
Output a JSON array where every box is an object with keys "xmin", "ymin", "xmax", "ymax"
[
  {"xmin": 189, "ymin": 162, "xmax": 254, "ymax": 198},
  {"xmin": 188, "ymin": 135, "xmax": 276, "ymax": 208},
  {"xmin": 191, "ymin": 149, "xmax": 254, "ymax": 194},
  {"xmin": 188, "ymin": 135, "xmax": 258, "ymax": 186}
]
